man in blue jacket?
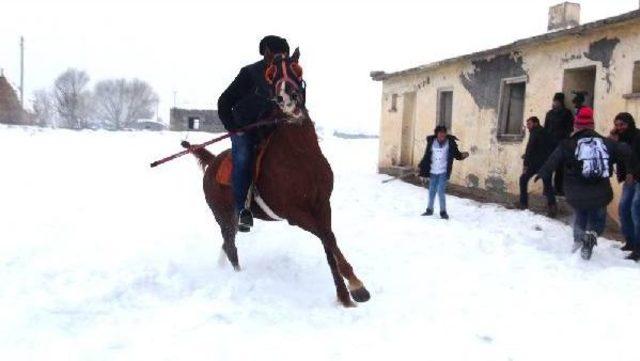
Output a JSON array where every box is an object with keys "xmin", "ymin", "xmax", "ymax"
[
  {"xmin": 418, "ymin": 125, "xmax": 469, "ymax": 219},
  {"xmin": 217, "ymin": 35, "xmax": 289, "ymax": 231}
]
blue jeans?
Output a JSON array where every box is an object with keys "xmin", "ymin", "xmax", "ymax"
[
  {"xmin": 573, "ymin": 207, "xmax": 607, "ymax": 243},
  {"xmin": 619, "ymin": 181, "xmax": 640, "ymax": 246},
  {"xmin": 231, "ymin": 133, "xmax": 257, "ymax": 213},
  {"xmin": 619, "ymin": 182, "xmax": 636, "ymax": 245},
  {"xmin": 428, "ymin": 173, "xmax": 448, "ymax": 212}
]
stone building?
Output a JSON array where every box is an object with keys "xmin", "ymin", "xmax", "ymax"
[
  {"xmin": 371, "ymin": 3, "xmax": 640, "ymax": 218},
  {"xmin": 0, "ymin": 70, "xmax": 25, "ymax": 124},
  {"xmin": 169, "ymin": 107, "xmax": 225, "ymax": 133}
]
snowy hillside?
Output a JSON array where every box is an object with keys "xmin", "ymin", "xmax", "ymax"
[{"xmin": 1, "ymin": 125, "xmax": 639, "ymax": 361}]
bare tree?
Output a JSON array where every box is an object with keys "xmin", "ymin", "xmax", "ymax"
[
  {"xmin": 53, "ymin": 68, "xmax": 91, "ymax": 129},
  {"xmin": 94, "ymin": 78, "xmax": 159, "ymax": 130},
  {"xmin": 31, "ymin": 89, "xmax": 55, "ymax": 127}
]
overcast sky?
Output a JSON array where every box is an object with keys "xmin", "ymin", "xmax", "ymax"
[{"xmin": 0, "ymin": 0, "xmax": 638, "ymax": 133}]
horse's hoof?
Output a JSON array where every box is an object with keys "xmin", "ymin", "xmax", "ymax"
[
  {"xmin": 350, "ymin": 287, "xmax": 371, "ymax": 303},
  {"xmin": 233, "ymin": 264, "xmax": 242, "ymax": 272}
]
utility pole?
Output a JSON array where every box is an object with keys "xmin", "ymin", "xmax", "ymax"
[{"xmin": 20, "ymin": 36, "xmax": 24, "ymax": 109}]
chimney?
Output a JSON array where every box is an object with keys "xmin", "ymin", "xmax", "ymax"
[{"xmin": 548, "ymin": 2, "xmax": 581, "ymax": 31}]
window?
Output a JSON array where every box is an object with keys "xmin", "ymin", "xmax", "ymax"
[
  {"xmin": 498, "ymin": 78, "xmax": 526, "ymax": 140},
  {"xmin": 633, "ymin": 61, "xmax": 640, "ymax": 94},
  {"xmin": 188, "ymin": 117, "xmax": 200, "ymax": 130},
  {"xmin": 437, "ymin": 90, "xmax": 453, "ymax": 130},
  {"xmin": 389, "ymin": 93, "xmax": 398, "ymax": 112}
]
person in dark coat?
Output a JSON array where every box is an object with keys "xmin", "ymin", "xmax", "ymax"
[
  {"xmin": 519, "ymin": 116, "xmax": 557, "ymax": 216},
  {"xmin": 217, "ymin": 35, "xmax": 289, "ymax": 231},
  {"xmin": 609, "ymin": 112, "xmax": 640, "ymax": 259},
  {"xmin": 544, "ymin": 92, "xmax": 574, "ymax": 196},
  {"xmin": 418, "ymin": 125, "xmax": 469, "ymax": 219},
  {"xmin": 537, "ymin": 107, "xmax": 633, "ymax": 260}
]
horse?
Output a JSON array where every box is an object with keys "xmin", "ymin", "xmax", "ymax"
[{"xmin": 182, "ymin": 48, "xmax": 370, "ymax": 307}]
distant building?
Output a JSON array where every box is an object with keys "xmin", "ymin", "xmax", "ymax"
[
  {"xmin": 129, "ymin": 119, "xmax": 167, "ymax": 131},
  {"xmin": 371, "ymin": 3, "xmax": 640, "ymax": 220},
  {"xmin": 169, "ymin": 108, "xmax": 225, "ymax": 132},
  {"xmin": 0, "ymin": 70, "xmax": 25, "ymax": 125}
]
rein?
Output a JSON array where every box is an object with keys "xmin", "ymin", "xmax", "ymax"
[{"xmin": 149, "ymin": 118, "xmax": 285, "ymax": 168}]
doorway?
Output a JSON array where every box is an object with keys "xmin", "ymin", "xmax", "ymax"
[
  {"xmin": 562, "ymin": 66, "xmax": 596, "ymax": 112},
  {"xmin": 400, "ymin": 92, "xmax": 416, "ymax": 166}
]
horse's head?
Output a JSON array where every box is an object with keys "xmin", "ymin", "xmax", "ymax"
[{"xmin": 264, "ymin": 47, "xmax": 306, "ymax": 121}]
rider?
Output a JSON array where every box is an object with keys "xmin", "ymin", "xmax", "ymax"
[{"xmin": 217, "ymin": 35, "xmax": 289, "ymax": 231}]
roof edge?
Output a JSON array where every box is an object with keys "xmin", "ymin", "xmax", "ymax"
[{"xmin": 371, "ymin": 9, "xmax": 640, "ymax": 81}]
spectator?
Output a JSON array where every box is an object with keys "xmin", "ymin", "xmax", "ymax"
[
  {"xmin": 537, "ymin": 107, "xmax": 633, "ymax": 260},
  {"xmin": 572, "ymin": 92, "xmax": 586, "ymax": 116},
  {"xmin": 544, "ymin": 92, "xmax": 574, "ymax": 196},
  {"xmin": 519, "ymin": 116, "xmax": 557, "ymax": 217},
  {"xmin": 610, "ymin": 112, "xmax": 640, "ymax": 260},
  {"xmin": 418, "ymin": 125, "xmax": 469, "ymax": 220}
]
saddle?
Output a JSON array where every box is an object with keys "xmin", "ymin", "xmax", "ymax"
[{"xmin": 216, "ymin": 136, "xmax": 273, "ymax": 186}]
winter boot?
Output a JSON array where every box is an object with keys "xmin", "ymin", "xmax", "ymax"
[
  {"xmin": 547, "ymin": 204, "xmax": 558, "ymax": 218},
  {"xmin": 626, "ymin": 250, "xmax": 640, "ymax": 262},
  {"xmin": 580, "ymin": 231, "xmax": 598, "ymax": 261},
  {"xmin": 440, "ymin": 211, "xmax": 449, "ymax": 220},
  {"xmin": 422, "ymin": 208, "xmax": 434, "ymax": 216},
  {"xmin": 621, "ymin": 243, "xmax": 636, "ymax": 252},
  {"xmin": 238, "ymin": 208, "xmax": 254, "ymax": 233}
]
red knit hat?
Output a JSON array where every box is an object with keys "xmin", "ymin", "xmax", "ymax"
[{"xmin": 575, "ymin": 107, "xmax": 595, "ymax": 129}]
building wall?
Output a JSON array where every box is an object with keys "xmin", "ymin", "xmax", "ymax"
[
  {"xmin": 169, "ymin": 108, "xmax": 225, "ymax": 133},
  {"xmin": 378, "ymin": 20, "xmax": 640, "ymax": 218}
]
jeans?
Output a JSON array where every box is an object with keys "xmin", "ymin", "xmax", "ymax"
[
  {"xmin": 619, "ymin": 181, "xmax": 640, "ymax": 246},
  {"xmin": 573, "ymin": 207, "xmax": 607, "ymax": 243},
  {"xmin": 231, "ymin": 133, "xmax": 257, "ymax": 213},
  {"xmin": 427, "ymin": 173, "xmax": 448, "ymax": 212},
  {"xmin": 519, "ymin": 168, "xmax": 556, "ymax": 207}
]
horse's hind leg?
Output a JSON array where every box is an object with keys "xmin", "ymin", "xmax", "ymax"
[{"xmin": 211, "ymin": 204, "xmax": 241, "ymax": 271}]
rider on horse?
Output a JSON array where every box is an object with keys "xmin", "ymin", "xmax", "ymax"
[{"xmin": 217, "ymin": 35, "xmax": 290, "ymax": 231}]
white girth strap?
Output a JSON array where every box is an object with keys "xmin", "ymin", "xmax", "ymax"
[{"xmin": 250, "ymin": 186, "xmax": 284, "ymax": 221}]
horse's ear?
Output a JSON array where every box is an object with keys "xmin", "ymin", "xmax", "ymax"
[{"xmin": 291, "ymin": 47, "xmax": 300, "ymax": 63}]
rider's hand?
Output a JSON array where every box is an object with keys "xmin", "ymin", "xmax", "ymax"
[{"xmin": 625, "ymin": 174, "xmax": 635, "ymax": 186}]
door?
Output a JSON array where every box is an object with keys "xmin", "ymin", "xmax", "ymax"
[
  {"xmin": 400, "ymin": 92, "xmax": 417, "ymax": 166},
  {"xmin": 562, "ymin": 66, "xmax": 596, "ymax": 112}
]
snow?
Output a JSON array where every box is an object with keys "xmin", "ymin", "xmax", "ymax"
[{"xmin": 1, "ymin": 125, "xmax": 640, "ymax": 360}]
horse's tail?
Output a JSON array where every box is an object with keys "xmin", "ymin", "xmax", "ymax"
[{"xmin": 181, "ymin": 141, "xmax": 215, "ymax": 172}]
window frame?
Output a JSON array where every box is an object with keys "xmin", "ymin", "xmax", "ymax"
[
  {"xmin": 389, "ymin": 93, "xmax": 398, "ymax": 112},
  {"xmin": 497, "ymin": 76, "xmax": 528, "ymax": 142}
]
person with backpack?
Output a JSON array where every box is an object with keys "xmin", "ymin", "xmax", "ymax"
[
  {"xmin": 609, "ymin": 113, "xmax": 640, "ymax": 260},
  {"xmin": 536, "ymin": 107, "xmax": 634, "ymax": 260},
  {"xmin": 418, "ymin": 125, "xmax": 469, "ymax": 219}
]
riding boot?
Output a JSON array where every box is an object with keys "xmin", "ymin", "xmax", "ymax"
[{"xmin": 238, "ymin": 208, "xmax": 254, "ymax": 232}]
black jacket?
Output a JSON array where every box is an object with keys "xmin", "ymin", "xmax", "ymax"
[
  {"xmin": 615, "ymin": 127, "xmax": 640, "ymax": 182},
  {"xmin": 217, "ymin": 60, "xmax": 274, "ymax": 131},
  {"xmin": 537, "ymin": 129, "xmax": 633, "ymax": 210},
  {"xmin": 544, "ymin": 107, "xmax": 574, "ymax": 143},
  {"xmin": 523, "ymin": 125, "xmax": 555, "ymax": 171},
  {"xmin": 418, "ymin": 135, "xmax": 466, "ymax": 179}
]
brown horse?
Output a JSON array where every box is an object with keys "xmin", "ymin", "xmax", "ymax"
[{"xmin": 182, "ymin": 48, "xmax": 370, "ymax": 307}]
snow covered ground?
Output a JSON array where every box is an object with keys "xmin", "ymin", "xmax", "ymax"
[{"xmin": 1, "ymin": 125, "xmax": 640, "ymax": 361}]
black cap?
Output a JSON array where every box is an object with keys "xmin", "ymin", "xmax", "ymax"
[{"xmin": 259, "ymin": 35, "xmax": 290, "ymax": 55}]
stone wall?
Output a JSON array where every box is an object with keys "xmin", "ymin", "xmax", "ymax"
[{"xmin": 169, "ymin": 108, "xmax": 225, "ymax": 133}]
